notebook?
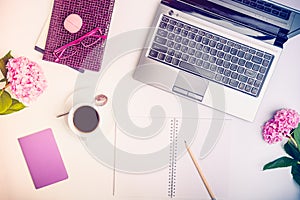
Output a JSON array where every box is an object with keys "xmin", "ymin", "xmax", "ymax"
[
  {"xmin": 133, "ymin": 0, "xmax": 300, "ymax": 121},
  {"xmin": 105, "ymin": 117, "xmax": 232, "ymax": 199},
  {"xmin": 41, "ymin": 0, "xmax": 115, "ymax": 71},
  {"xmin": 18, "ymin": 128, "xmax": 68, "ymax": 189}
]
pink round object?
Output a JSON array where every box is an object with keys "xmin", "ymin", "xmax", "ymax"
[{"xmin": 64, "ymin": 14, "xmax": 83, "ymax": 33}]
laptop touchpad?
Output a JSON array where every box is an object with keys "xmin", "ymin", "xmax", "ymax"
[{"xmin": 172, "ymin": 71, "xmax": 209, "ymax": 102}]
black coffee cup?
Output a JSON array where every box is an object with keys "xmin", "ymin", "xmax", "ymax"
[
  {"xmin": 68, "ymin": 103, "xmax": 101, "ymax": 136},
  {"xmin": 73, "ymin": 105, "xmax": 100, "ymax": 132}
]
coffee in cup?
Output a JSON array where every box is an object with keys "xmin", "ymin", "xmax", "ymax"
[
  {"xmin": 68, "ymin": 103, "xmax": 101, "ymax": 136},
  {"xmin": 73, "ymin": 105, "xmax": 100, "ymax": 133}
]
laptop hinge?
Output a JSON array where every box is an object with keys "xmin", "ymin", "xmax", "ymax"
[{"xmin": 274, "ymin": 29, "xmax": 288, "ymax": 48}]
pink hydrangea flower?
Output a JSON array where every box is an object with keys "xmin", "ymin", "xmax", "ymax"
[
  {"xmin": 6, "ymin": 56, "xmax": 47, "ymax": 104},
  {"xmin": 274, "ymin": 109, "xmax": 300, "ymax": 130},
  {"xmin": 262, "ymin": 109, "xmax": 300, "ymax": 144}
]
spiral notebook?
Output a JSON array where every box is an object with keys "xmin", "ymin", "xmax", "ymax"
[
  {"xmin": 42, "ymin": 0, "xmax": 115, "ymax": 71},
  {"xmin": 112, "ymin": 117, "xmax": 231, "ymax": 199}
]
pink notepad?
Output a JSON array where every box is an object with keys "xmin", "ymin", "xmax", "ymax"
[{"xmin": 18, "ymin": 128, "xmax": 68, "ymax": 189}]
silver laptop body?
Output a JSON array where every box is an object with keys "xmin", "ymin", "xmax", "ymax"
[{"xmin": 134, "ymin": 0, "xmax": 300, "ymax": 121}]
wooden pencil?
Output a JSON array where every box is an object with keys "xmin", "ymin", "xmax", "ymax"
[{"xmin": 184, "ymin": 141, "xmax": 217, "ymax": 200}]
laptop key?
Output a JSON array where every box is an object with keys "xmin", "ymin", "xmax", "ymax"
[
  {"xmin": 165, "ymin": 55, "xmax": 172, "ymax": 63},
  {"xmin": 245, "ymin": 85, "xmax": 252, "ymax": 92},
  {"xmin": 182, "ymin": 54, "xmax": 189, "ymax": 61},
  {"xmin": 189, "ymin": 57, "xmax": 196, "ymax": 64},
  {"xmin": 237, "ymin": 66, "xmax": 245, "ymax": 73},
  {"xmin": 251, "ymin": 87, "xmax": 258, "ymax": 95},
  {"xmin": 149, "ymin": 49, "xmax": 158, "ymax": 58},
  {"xmin": 215, "ymin": 74, "xmax": 222, "ymax": 81},
  {"xmin": 167, "ymin": 49, "xmax": 175, "ymax": 56},
  {"xmin": 244, "ymin": 53, "xmax": 252, "ymax": 60},
  {"xmin": 252, "ymin": 56, "xmax": 263, "ymax": 64},
  {"xmin": 245, "ymin": 61, "xmax": 253, "ymax": 69},
  {"xmin": 259, "ymin": 66, "xmax": 267, "ymax": 74},
  {"xmin": 244, "ymin": 69, "xmax": 257, "ymax": 78},
  {"xmin": 223, "ymin": 45, "xmax": 231, "ymax": 52},
  {"xmin": 231, "ymin": 72, "xmax": 238, "ymax": 79},
  {"xmin": 172, "ymin": 58, "xmax": 179, "ymax": 66},
  {"xmin": 174, "ymin": 27, "xmax": 181, "ymax": 34},
  {"xmin": 154, "ymin": 36, "xmax": 167, "ymax": 45},
  {"xmin": 152, "ymin": 43, "xmax": 168, "ymax": 53},
  {"xmin": 257, "ymin": 73, "xmax": 264, "ymax": 80},
  {"xmin": 238, "ymin": 83, "xmax": 245, "ymax": 90},
  {"xmin": 167, "ymin": 41, "xmax": 175, "ymax": 48},
  {"xmin": 182, "ymin": 38, "xmax": 189, "ymax": 45},
  {"xmin": 158, "ymin": 53, "xmax": 166, "ymax": 60},
  {"xmin": 238, "ymin": 74, "xmax": 248, "ymax": 83},
  {"xmin": 174, "ymin": 43, "xmax": 181, "ymax": 50},
  {"xmin": 162, "ymin": 16, "xmax": 169, "ymax": 22},
  {"xmin": 252, "ymin": 64, "xmax": 260, "ymax": 71},
  {"xmin": 202, "ymin": 38, "xmax": 209, "ymax": 45},
  {"xmin": 196, "ymin": 43, "xmax": 203, "ymax": 50},
  {"xmin": 196, "ymin": 59, "xmax": 203, "ymax": 66},
  {"xmin": 175, "ymin": 51, "xmax": 182, "ymax": 58},
  {"xmin": 157, "ymin": 29, "xmax": 168, "ymax": 37},
  {"xmin": 223, "ymin": 61, "xmax": 231, "ymax": 68},
  {"xmin": 216, "ymin": 43, "xmax": 224, "ymax": 50},
  {"xmin": 203, "ymin": 62, "xmax": 210, "ymax": 69},
  {"xmin": 256, "ymin": 51, "xmax": 263, "ymax": 57},
  {"xmin": 195, "ymin": 35, "xmax": 202, "ymax": 42},
  {"xmin": 262, "ymin": 59, "xmax": 270, "ymax": 67},
  {"xmin": 230, "ymin": 48, "xmax": 238, "ymax": 55},
  {"xmin": 224, "ymin": 69, "xmax": 231, "ymax": 77},
  {"xmin": 210, "ymin": 64, "xmax": 217, "ymax": 71},
  {"xmin": 222, "ymin": 76, "xmax": 229, "ymax": 84},
  {"xmin": 264, "ymin": 53, "xmax": 272, "ymax": 60},
  {"xmin": 229, "ymin": 79, "xmax": 239, "ymax": 87},
  {"xmin": 159, "ymin": 22, "xmax": 167, "ymax": 29},
  {"xmin": 210, "ymin": 48, "xmax": 217, "ymax": 56},
  {"xmin": 168, "ymin": 33, "xmax": 175, "ymax": 40},
  {"xmin": 175, "ymin": 35, "xmax": 182, "ymax": 43}
]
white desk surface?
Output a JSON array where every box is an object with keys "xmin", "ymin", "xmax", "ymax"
[{"xmin": 1, "ymin": 0, "xmax": 300, "ymax": 200}]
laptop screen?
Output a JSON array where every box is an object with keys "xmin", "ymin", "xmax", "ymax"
[{"xmin": 162, "ymin": 0, "xmax": 300, "ymax": 46}]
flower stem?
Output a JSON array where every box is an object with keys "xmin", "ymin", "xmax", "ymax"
[
  {"xmin": 1, "ymin": 83, "xmax": 10, "ymax": 91},
  {"xmin": 288, "ymin": 135, "xmax": 298, "ymax": 148}
]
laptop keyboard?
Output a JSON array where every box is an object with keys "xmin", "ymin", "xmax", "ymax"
[
  {"xmin": 148, "ymin": 15, "xmax": 274, "ymax": 97},
  {"xmin": 232, "ymin": 0, "xmax": 291, "ymax": 20}
]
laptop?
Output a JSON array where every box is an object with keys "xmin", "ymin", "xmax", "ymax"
[{"xmin": 133, "ymin": 0, "xmax": 300, "ymax": 121}]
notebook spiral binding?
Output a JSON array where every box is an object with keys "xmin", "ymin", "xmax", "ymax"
[{"xmin": 168, "ymin": 118, "xmax": 179, "ymax": 198}]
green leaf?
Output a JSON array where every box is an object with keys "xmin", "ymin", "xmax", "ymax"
[
  {"xmin": 0, "ymin": 51, "xmax": 13, "ymax": 78},
  {"xmin": 291, "ymin": 163, "xmax": 300, "ymax": 187},
  {"xmin": 2, "ymin": 51, "xmax": 13, "ymax": 63},
  {"xmin": 263, "ymin": 156, "xmax": 296, "ymax": 170},
  {"xmin": 293, "ymin": 124, "xmax": 300, "ymax": 152},
  {"xmin": 0, "ymin": 90, "xmax": 12, "ymax": 113},
  {"xmin": 284, "ymin": 141, "xmax": 300, "ymax": 161},
  {"xmin": 0, "ymin": 98, "xmax": 25, "ymax": 115},
  {"xmin": 0, "ymin": 59, "xmax": 7, "ymax": 78},
  {"xmin": 0, "ymin": 78, "xmax": 6, "ymax": 82}
]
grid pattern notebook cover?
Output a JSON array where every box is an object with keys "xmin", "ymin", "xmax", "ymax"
[{"xmin": 43, "ymin": 0, "xmax": 115, "ymax": 71}]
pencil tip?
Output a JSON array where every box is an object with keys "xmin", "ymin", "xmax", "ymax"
[{"xmin": 184, "ymin": 140, "xmax": 188, "ymax": 148}]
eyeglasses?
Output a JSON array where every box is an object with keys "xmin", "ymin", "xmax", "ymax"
[{"xmin": 53, "ymin": 27, "xmax": 107, "ymax": 62}]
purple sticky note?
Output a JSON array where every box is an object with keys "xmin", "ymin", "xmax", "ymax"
[{"xmin": 18, "ymin": 128, "xmax": 68, "ymax": 189}]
